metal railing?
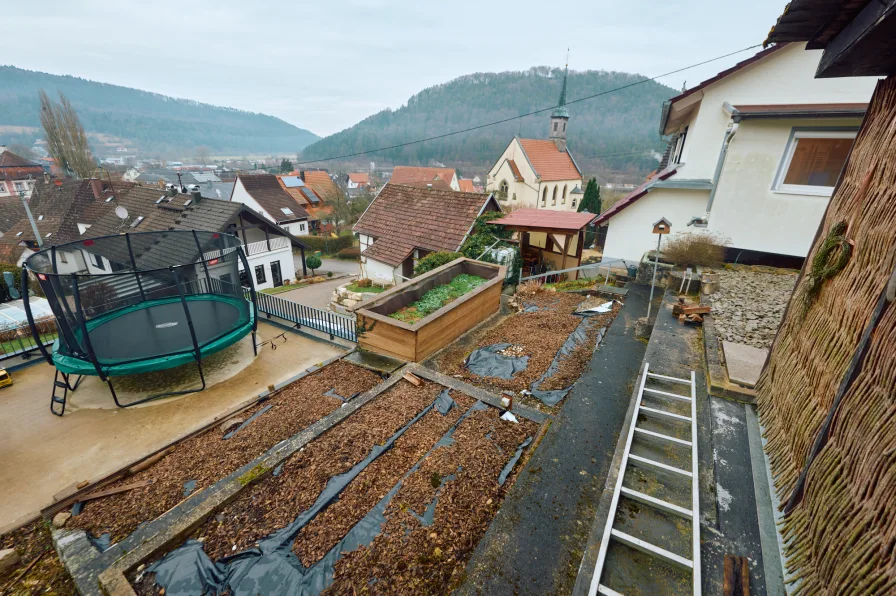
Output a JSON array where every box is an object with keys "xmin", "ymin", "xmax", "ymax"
[
  {"xmin": 252, "ymin": 291, "xmax": 357, "ymax": 342},
  {"xmin": 202, "ymin": 237, "xmax": 290, "ymax": 261},
  {"xmin": 520, "ymin": 258, "xmax": 634, "ymax": 286},
  {"xmin": 0, "ymin": 318, "xmax": 57, "ymax": 361}
]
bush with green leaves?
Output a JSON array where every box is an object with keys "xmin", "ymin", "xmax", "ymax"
[
  {"xmin": 414, "ymin": 251, "xmax": 463, "ymax": 276},
  {"xmin": 305, "ymin": 254, "xmax": 322, "ymax": 275},
  {"xmin": 298, "ymin": 235, "xmax": 354, "ymax": 255},
  {"xmin": 389, "ymin": 274, "xmax": 486, "ymax": 323}
]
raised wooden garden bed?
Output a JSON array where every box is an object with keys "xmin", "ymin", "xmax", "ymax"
[{"xmin": 354, "ymin": 258, "xmax": 505, "ymax": 362}]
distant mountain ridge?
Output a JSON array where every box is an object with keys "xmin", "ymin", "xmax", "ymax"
[
  {"xmin": 300, "ymin": 67, "xmax": 676, "ymax": 174},
  {"xmin": 0, "ymin": 66, "xmax": 319, "ymax": 157}
]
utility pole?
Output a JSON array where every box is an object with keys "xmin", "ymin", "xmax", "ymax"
[{"xmin": 19, "ymin": 177, "xmax": 42, "ymax": 248}]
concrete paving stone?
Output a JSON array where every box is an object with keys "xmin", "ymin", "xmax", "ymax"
[{"xmin": 723, "ymin": 341, "xmax": 768, "ymax": 388}]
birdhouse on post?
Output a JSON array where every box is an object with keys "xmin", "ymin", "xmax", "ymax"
[{"xmin": 652, "ymin": 217, "xmax": 672, "ymax": 235}]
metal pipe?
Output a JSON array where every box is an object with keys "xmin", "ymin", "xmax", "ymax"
[
  {"xmin": 20, "ymin": 266, "xmax": 53, "ymax": 364},
  {"xmin": 646, "ymin": 234, "xmax": 663, "ymax": 321},
  {"xmin": 19, "ymin": 185, "xmax": 42, "ymax": 248},
  {"xmin": 125, "ymin": 234, "xmax": 147, "ymax": 301},
  {"xmin": 703, "ymin": 110, "xmax": 741, "ymax": 218}
]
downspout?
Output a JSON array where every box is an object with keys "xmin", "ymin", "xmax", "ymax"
[{"xmin": 689, "ymin": 102, "xmax": 741, "ymax": 227}]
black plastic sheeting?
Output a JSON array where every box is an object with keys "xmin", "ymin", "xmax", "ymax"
[
  {"xmin": 464, "ymin": 343, "xmax": 529, "ymax": 379},
  {"xmin": 146, "ymin": 397, "xmax": 503, "ymax": 596},
  {"xmin": 223, "ymin": 405, "xmax": 273, "ymax": 440},
  {"xmin": 527, "ymin": 316, "xmax": 606, "ymax": 406},
  {"xmin": 435, "ymin": 388, "xmax": 456, "ymax": 415},
  {"xmin": 498, "ymin": 437, "xmax": 533, "ymax": 485}
]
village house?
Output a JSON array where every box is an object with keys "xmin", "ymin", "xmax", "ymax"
[
  {"xmin": 229, "ymin": 174, "xmax": 311, "ymax": 237},
  {"xmin": 346, "ymin": 172, "xmax": 371, "ymax": 197},
  {"xmin": 594, "ymin": 43, "xmax": 878, "ymax": 264},
  {"xmin": 0, "ymin": 146, "xmax": 46, "ymax": 201},
  {"xmin": 276, "ymin": 174, "xmax": 334, "ymax": 234},
  {"xmin": 0, "ymin": 181, "xmax": 306, "ymax": 291},
  {"xmin": 354, "ymin": 183, "xmax": 500, "ymax": 284},
  {"xmin": 390, "ymin": 166, "xmax": 460, "ymax": 191},
  {"xmin": 299, "ymin": 170, "xmax": 342, "ymax": 202},
  {"xmin": 486, "ymin": 68, "xmax": 586, "ymax": 211}
]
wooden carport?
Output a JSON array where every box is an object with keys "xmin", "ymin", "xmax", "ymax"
[{"xmin": 490, "ymin": 209, "xmax": 597, "ymax": 280}]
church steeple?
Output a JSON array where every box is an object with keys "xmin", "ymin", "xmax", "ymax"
[{"xmin": 550, "ymin": 62, "xmax": 570, "ymax": 151}]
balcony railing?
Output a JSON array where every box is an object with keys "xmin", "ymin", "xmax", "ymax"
[{"xmin": 203, "ymin": 236, "xmax": 290, "ymax": 261}]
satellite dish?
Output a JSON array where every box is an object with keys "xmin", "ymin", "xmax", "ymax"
[{"xmin": 115, "ymin": 206, "xmax": 129, "ymax": 220}]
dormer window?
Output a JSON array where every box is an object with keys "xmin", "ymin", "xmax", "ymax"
[{"xmin": 130, "ymin": 216, "xmax": 145, "ymax": 228}]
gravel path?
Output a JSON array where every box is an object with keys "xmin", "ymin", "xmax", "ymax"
[{"xmin": 705, "ymin": 266, "xmax": 798, "ymax": 349}]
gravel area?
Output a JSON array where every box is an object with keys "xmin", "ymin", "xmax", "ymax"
[
  {"xmin": 0, "ymin": 520, "xmax": 75, "ymax": 595},
  {"xmin": 69, "ymin": 360, "xmax": 381, "ymax": 543},
  {"xmin": 704, "ymin": 266, "xmax": 798, "ymax": 349}
]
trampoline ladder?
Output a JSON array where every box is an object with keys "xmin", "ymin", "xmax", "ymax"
[
  {"xmin": 588, "ymin": 364, "xmax": 701, "ymax": 596},
  {"xmin": 50, "ymin": 370, "xmax": 82, "ymax": 417}
]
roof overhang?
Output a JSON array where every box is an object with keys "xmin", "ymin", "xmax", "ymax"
[
  {"xmin": 765, "ymin": 0, "xmax": 896, "ymax": 78},
  {"xmin": 489, "ymin": 208, "xmax": 597, "ymax": 234}
]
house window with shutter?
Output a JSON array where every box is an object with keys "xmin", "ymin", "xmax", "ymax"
[{"xmin": 774, "ymin": 129, "xmax": 857, "ymax": 196}]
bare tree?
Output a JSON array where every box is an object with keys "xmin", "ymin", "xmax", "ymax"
[
  {"xmin": 194, "ymin": 146, "xmax": 211, "ymax": 165},
  {"xmin": 39, "ymin": 90, "xmax": 95, "ymax": 178}
]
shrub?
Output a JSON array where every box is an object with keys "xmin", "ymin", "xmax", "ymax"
[
  {"xmin": 414, "ymin": 251, "xmax": 463, "ymax": 276},
  {"xmin": 336, "ymin": 247, "xmax": 360, "ymax": 260},
  {"xmin": 661, "ymin": 232, "xmax": 730, "ymax": 268},
  {"xmin": 356, "ymin": 278, "xmax": 372, "ymax": 288},
  {"xmin": 305, "ymin": 254, "xmax": 322, "ymax": 275},
  {"xmin": 327, "ymin": 271, "xmax": 333, "ymax": 278}
]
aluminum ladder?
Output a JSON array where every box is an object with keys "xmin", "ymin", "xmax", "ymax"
[{"xmin": 588, "ymin": 365, "xmax": 701, "ymax": 595}]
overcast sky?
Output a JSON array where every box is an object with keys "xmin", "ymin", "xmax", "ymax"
[{"xmin": 8, "ymin": 0, "xmax": 788, "ymax": 137}]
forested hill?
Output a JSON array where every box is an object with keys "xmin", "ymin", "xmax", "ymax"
[
  {"xmin": 300, "ymin": 67, "xmax": 676, "ymax": 173},
  {"xmin": 0, "ymin": 66, "xmax": 319, "ymax": 156}
]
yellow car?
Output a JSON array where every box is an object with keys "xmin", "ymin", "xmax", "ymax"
[{"xmin": 0, "ymin": 369, "xmax": 12, "ymax": 389}]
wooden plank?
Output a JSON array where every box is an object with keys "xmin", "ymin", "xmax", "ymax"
[
  {"xmin": 415, "ymin": 282, "xmax": 501, "ymax": 361},
  {"xmin": 403, "ymin": 372, "xmax": 423, "ymax": 386},
  {"xmin": 723, "ymin": 555, "xmax": 750, "ymax": 596},
  {"xmin": 682, "ymin": 305, "xmax": 710, "ymax": 315},
  {"xmin": 79, "ymin": 479, "xmax": 153, "ymax": 503}
]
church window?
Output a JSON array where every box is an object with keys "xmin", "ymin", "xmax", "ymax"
[
  {"xmin": 562, "ymin": 122, "xmax": 566, "ymax": 132},
  {"xmin": 541, "ymin": 187, "xmax": 547, "ymax": 206},
  {"xmin": 562, "ymin": 185, "xmax": 567, "ymax": 203},
  {"xmin": 572, "ymin": 198, "xmax": 577, "ymax": 208},
  {"xmin": 499, "ymin": 179, "xmax": 509, "ymax": 199},
  {"xmin": 512, "ymin": 193, "xmax": 517, "ymax": 200},
  {"xmin": 552, "ymin": 186, "xmax": 557, "ymax": 205},
  {"xmin": 553, "ymin": 122, "xmax": 558, "ymax": 132}
]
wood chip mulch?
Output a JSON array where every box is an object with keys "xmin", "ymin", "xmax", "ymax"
[
  {"xmin": 436, "ymin": 286, "xmax": 618, "ymax": 396},
  {"xmin": 0, "ymin": 520, "xmax": 75, "ymax": 595},
  {"xmin": 196, "ymin": 379, "xmax": 441, "ymax": 561},
  {"xmin": 68, "ymin": 360, "xmax": 381, "ymax": 544},
  {"xmin": 324, "ymin": 405, "xmax": 538, "ymax": 595}
]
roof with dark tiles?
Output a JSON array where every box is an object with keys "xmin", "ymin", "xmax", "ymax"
[
  {"xmin": 354, "ymin": 183, "xmax": 499, "ymax": 267},
  {"xmin": 236, "ymin": 174, "xmax": 310, "ymax": 223}
]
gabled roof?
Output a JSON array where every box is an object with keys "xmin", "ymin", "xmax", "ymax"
[
  {"xmin": 390, "ymin": 166, "xmax": 457, "ymax": 188},
  {"xmin": 301, "ymin": 170, "xmax": 341, "ymax": 201},
  {"xmin": 0, "ymin": 149, "xmax": 44, "ymax": 181},
  {"xmin": 458, "ymin": 179, "xmax": 476, "ymax": 192},
  {"xmin": 348, "ymin": 172, "xmax": 370, "ymax": 184},
  {"xmin": 0, "ymin": 197, "xmax": 27, "ymax": 234},
  {"xmin": 659, "ymin": 45, "xmax": 788, "ymax": 134},
  {"xmin": 517, "ymin": 139, "xmax": 582, "ymax": 181},
  {"xmin": 354, "ymin": 183, "xmax": 499, "ymax": 267},
  {"xmin": 26, "ymin": 179, "xmax": 134, "ymax": 244},
  {"xmin": 237, "ymin": 174, "xmax": 310, "ymax": 223},
  {"xmin": 593, "ymin": 168, "xmax": 678, "ymax": 225}
]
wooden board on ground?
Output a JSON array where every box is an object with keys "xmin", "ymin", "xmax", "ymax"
[{"xmin": 723, "ymin": 554, "xmax": 750, "ymax": 596}]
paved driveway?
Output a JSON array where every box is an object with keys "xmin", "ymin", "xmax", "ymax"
[
  {"xmin": 296, "ymin": 256, "xmax": 360, "ymax": 277},
  {"xmin": 277, "ymin": 275, "xmax": 356, "ymax": 310}
]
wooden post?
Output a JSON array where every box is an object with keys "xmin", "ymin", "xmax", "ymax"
[{"xmin": 559, "ymin": 234, "xmax": 570, "ymax": 278}]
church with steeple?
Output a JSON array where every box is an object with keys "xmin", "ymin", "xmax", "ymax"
[{"xmin": 486, "ymin": 65, "xmax": 585, "ymax": 211}]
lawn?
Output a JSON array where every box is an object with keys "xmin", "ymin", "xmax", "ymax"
[
  {"xmin": 261, "ymin": 283, "xmax": 307, "ymax": 295},
  {"xmin": 0, "ymin": 332, "xmax": 57, "ymax": 357}
]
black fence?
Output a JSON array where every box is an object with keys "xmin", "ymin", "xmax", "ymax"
[
  {"xmin": 252, "ymin": 291, "xmax": 357, "ymax": 342},
  {"xmin": 0, "ymin": 318, "xmax": 56, "ymax": 361}
]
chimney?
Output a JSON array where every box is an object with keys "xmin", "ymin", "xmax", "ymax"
[
  {"xmin": 89, "ymin": 177, "xmax": 103, "ymax": 200},
  {"xmin": 43, "ymin": 172, "xmax": 51, "ymax": 185},
  {"xmin": 190, "ymin": 190, "xmax": 202, "ymax": 204}
]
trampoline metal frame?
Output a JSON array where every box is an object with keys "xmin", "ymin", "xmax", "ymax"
[{"xmin": 22, "ymin": 231, "xmax": 259, "ymax": 415}]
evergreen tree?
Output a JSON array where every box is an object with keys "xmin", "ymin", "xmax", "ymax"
[
  {"xmin": 578, "ymin": 178, "xmax": 602, "ymax": 213},
  {"xmin": 280, "ymin": 158, "xmax": 294, "ymax": 173}
]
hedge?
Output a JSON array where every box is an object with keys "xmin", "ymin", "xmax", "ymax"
[{"xmin": 297, "ymin": 234, "xmax": 354, "ymax": 254}]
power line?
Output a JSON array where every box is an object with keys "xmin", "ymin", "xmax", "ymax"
[{"xmin": 296, "ymin": 44, "xmax": 762, "ymax": 166}]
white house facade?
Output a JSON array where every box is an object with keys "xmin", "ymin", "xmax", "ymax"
[
  {"xmin": 596, "ymin": 43, "xmax": 879, "ymax": 263},
  {"xmin": 230, "ymin": 175, "xmax": 310, "ymax": 237},
  {"xmin": 486, "ymin": 68, "xmax": 585, "ymax": 211}
]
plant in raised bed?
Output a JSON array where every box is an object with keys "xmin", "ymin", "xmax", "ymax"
[{"xmin": 389, "ymin": 274, "xmax": 486, "ymax": 324}]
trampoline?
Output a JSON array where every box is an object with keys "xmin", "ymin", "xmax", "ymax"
[{"xmin": 22, "ymin": 230, "xmax": 258, "ymax": 415}]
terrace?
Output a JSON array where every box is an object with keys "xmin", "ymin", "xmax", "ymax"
[{"xmin": 0, "ymin": 239, "xmax": 785, "ymax": 596}]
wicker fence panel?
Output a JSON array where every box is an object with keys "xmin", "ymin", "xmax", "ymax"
[{"xmin": 757, "ymin": 76, "xmax": 896, "ymax": 594}]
